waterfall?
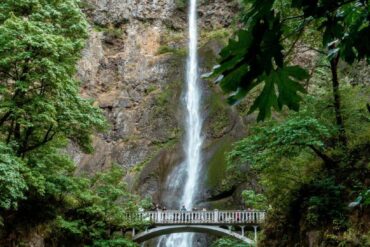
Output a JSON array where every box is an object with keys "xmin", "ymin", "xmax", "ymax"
[
  {"xmin": 159, "ymin": 0, "xmax": 202, "ymax": 245},
  {"xmin": 181, "ymin": 0, "xmax": 202, "ymax": 212}
]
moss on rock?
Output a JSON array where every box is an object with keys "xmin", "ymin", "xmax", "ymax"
[
  {"xmin": 93, "ymin": 23, "xmax": 124, "ymax": 39},
  {"xmin": 175, "ymin": 0, "xmax": 188, "ymax": 10},
  {"xmin": 156, "ymin": 45, "xmax": 187, "ymax": 57},
  {"xmin": 200, "ymin": 28, "xmax": 231, "ymax": 47},
  {"xmin": 152, "ymin": 79, "xmax": 183, "ymax": 115},
  {"xmin": 206, "ymin": 136, "xmax": 233, "ymax": 189},
  {"xmin": 204, "ymin": 90, "xmax": 232, "ymax": 138},
  {"xmin": 207, "ymin": 197, "xmax": 235, "ymax": 210}
]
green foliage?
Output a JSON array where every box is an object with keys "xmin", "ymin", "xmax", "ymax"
[
  {"xmin": 242, "ymin": 190, "xmax": 268, "ymax": 210},
  {"xmin": 211, "ymin": 237, "xmax": 248, "ymax": 247},
  {"xmin": 208, "ymin": 28, "xmax": 309, "ymax": 120},
  {"xmin": 323, "ymin": 227, "xmax": 370, "ymax": 247},
  {"xmin": 303, "ymin": 177, "xmax": 346, "ymax": 227},
  {"xmin": 0, "ymin": 0, "xmax": 88, "ymax": 39},
  {"xmin": 0, "ymin": 1, "xmax": 139, "ymax": 245},
  {"xmin": 0, "ymin": 0, "xmax": 106, "ymax": 155},
  {"xmin": 94, "ymin": 24, "xmax": 123, "ymax": 39},
  {"xmin": 0, "ymin": 142, "xmax": 27, "ymax": 209},
  {"xmin": 206, "ymin": 138, "xmax": 232, "ymax": 189},
  {"xmin": 249, "ymin": 66, "xmax": 308, "ymax": 121},
  {"xmin": 139, "ymin": 195, "xmax": 154, "ymax": 210},
  {"xmin": 206, "ymin": 92, "xmax": 230, "ymax": 135},
  {"xmin": 92, "ymin": 238, "xmax": 138, "ymax": 247},
  {"xmin": 160, "ymin": 31, "xmax": 184, "ymax": 46},
  {"xmin": 157, "ymin": 45, "xmax": 175, "ymax": 55},
  {"xmin": 212, "ymin": 0, "xmax": 370, "ymax": 244},
  {"xmin": 154, "ymin": 80, "xmax": 183, "ymax": 112},
  {"xmin": 157, "ymin": 45, "xmax": 187, "ymax": 57},
  {"xmin": 200, "ymin": 28, "xmax": 231, "ymax": 47},
  {"xmin": 291, "ymin": 0, "xmax": 370, "ymax": 64},
  {"xmin": 49, "ymin": 165, "xmax": 144, "ymax": 245},
  {"xmin": 208, "ymin": 0, "xmax": 370, "ymax": 121},
  {"xmin": 227, "ymin": 78, "xmax": 370, "ymax": 242},
  {"xmin": 228, "ymin": 114, "xmax": 331, "ymax": 169},
  {"xmin": 174, "ymin": 0, "xmax": 187, "ymax": 10},
  {"xmin": 339, "ymin": 84, "xmax": 370, "ymax": 147}
]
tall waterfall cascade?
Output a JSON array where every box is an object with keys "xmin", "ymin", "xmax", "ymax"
[
  {"xmin": 159, "ymin": 0, "xmax": 203, "ymax": 245},
  {"xmin": 181, "ymin": 0, "xmax": 202, "ymax": 212}
]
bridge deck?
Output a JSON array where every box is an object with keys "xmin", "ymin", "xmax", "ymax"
[
  {"xmin": 132, "ymin": 225, "xmax": 256, "ymax": 244},
  {"xmin": 127, "ymin": 210, "xmax": 265, "ymax": 226}
]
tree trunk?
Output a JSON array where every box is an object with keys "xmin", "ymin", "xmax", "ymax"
[{"xmin": 330, "ymin": 54, "xmax": 347, "ymax": 147}]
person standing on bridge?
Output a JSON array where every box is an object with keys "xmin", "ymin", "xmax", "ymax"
[
  {"xmin": 181, "ymin": 205, "xmax": 186, "ymax": 222},
  {"xmin": 201, "ymin": 208, "xmax": 206, "ymax": 221},
  {"xmin": 193, "ymin": 207, "xmax": 199, "ymax": 220},
  {"xmin": 162, "ymin": 207, "xmax": 167, "ymax": 222}
]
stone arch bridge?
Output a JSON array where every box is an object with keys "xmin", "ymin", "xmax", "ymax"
[{"xmin": 126, "ymin": 210, "xmax": 265, "ymax": 246}]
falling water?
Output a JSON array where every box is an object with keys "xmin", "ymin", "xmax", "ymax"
[
  {"xmin": 181, "ymin": 0, "xmax": 202, "ymax": 211},
  {"xmin": 159, "ymin": 0, "xmax": 202, "ymax": 245}
]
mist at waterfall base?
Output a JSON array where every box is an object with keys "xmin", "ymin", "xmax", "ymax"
[{"xmin": 155, "ymin": 0, "xmax": 203, "ymax": 245}]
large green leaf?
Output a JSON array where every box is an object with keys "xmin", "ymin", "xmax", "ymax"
[
  {"xmin": 207, "ymin": 6, "xmax": 303, "ymax": 121},
  {"xmin": 249, "ymin": 66, "xmax": 308, "ymax": 121},
  {"xmin": 208, "ymin": 0, "xmax": 370, "ymax": 122},
  {"xmin": 277, "ymin": 66, "xmax": 308, "ymax": 111},
  {"xmin": 249, "ymin": 74, "xmax": 279, "ymax": 121}
]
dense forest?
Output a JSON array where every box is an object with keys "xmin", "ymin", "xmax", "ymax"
[
  {"xmin": 212, "ymin": 0, "xmax": 370, "ymax": 246},
  {"xmin": 0, "ymin": 1, "xmax": 148, "ymax": 246},
  {"xmin": 0, "ymin": 0, "xmax": 369, "ymax": 247}
]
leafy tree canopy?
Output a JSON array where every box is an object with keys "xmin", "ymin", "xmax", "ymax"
[
  {"xmin": 242, "ymin": 190, "xmax": 268, "ymax": 210},
  {"xmin": 228, "ymin": 115, "xmax": 331, "ymax": 169},
  {"xmin": 0, "ymin": 142, "xmax": 27, "ymax": 209},
  {"xmin": 226, "ymin": 80, "xmax": 370, "ymax": 244},
  {"xmin": 211, "ymin": 237, "xmax": 248, "ymax": 247},
  {"xmin": 0, "ymin": 0, "xmax": 106, "ymax": 156},
  {"xmin": 0, "ymin": 1, "xmax": 143, "ymax": 245},
  {"xmin": 208, "ymin": 0, "xmax": 370, "ymax": 121}
]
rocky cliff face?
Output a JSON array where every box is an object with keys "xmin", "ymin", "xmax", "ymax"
[{"xmin": 73, "ymin": 0, "xmax": 256, "ymax": 209}]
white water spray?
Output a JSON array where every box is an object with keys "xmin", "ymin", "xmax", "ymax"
[
  {"xmin": 181, "ymin": 0, "xmax": 202, "ymax": 211},
  {"xmin": 160, "ymin": 0, "xmax": 202, "ymax": 245}
]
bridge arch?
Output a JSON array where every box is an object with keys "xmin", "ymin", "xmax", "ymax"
[{"xmin": 132, "ymin": 225, "xmax": 255, "ymax": 245}]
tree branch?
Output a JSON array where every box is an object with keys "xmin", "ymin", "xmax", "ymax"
[
  {"xmin": 14, "ymin": 123, "xmax": 21, "ymax": 141},
  {"xmin": 300, "ymin": 46, "xmax": 326, "ymax": 55},
  {"xmin": 0, "ymin": 70, "xmax": 16, "ymax": 80},
  {"xmin": 17, "ymin": 127, "xmax": 34, "ymax": 156},
  {"xmin": 22, "ymin": 126, "xmax": 56, "ymax": 154},
  {"xmin": 282, "ymin": 15, "xmax": 305, "ymax": 22},
  {"xmin": 0, "ymin": 111, "xmax": 11, "ymax": 126},
  {"xmin": 329, "ymin": 48, "xmax": 348, "ymax": 147},
  {"xmin": 285, "ymin": 27, "xmax": 306, "ymax": 61},
  {"xmin": 43, "ymin": 125, "xmax": 53, "ymax": 143},
  {"xmin": 6, "ymin": 120, "xmax": 14, "ymax": 144},
  {"xmin": 308, "ymin": 145, "xmax": 336, "ymax": 168}
]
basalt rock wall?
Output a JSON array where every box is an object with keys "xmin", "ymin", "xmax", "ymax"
[{"xmin": 73, "ymin": 0, "xmax": 259, "ymax": 210}]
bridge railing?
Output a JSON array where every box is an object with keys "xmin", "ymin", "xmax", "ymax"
[{"xmin": 125, "ymin": 210, "xmax": 265, "ymax": 225}]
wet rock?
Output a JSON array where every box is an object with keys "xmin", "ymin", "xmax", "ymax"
[
  {"xmin": 136, "ymin": 144, "xmax": 183, "ymax": 204},
  {"xmin": 74, "ymin": 0, "xmax": 244, "ymax": 210}
]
